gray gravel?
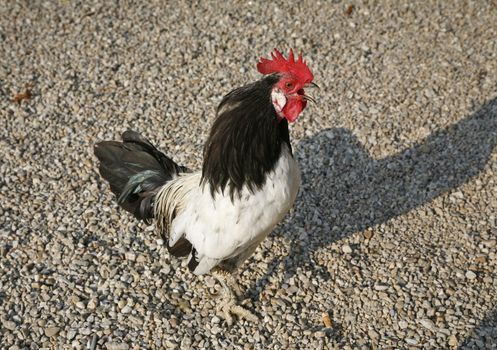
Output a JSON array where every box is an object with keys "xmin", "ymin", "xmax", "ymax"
[{"xmin": 1, "ymin": 1, "xmax": 497, "ymax": 349}]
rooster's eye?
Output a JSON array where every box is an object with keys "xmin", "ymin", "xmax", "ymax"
[{"xmin": 285, "ymin": 82, "xmax": 294, "ymax": 89}]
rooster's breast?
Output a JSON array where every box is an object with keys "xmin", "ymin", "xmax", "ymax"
[{"xmin": 175, "ymin": 144, "xmax": 300, "ymax": 274}]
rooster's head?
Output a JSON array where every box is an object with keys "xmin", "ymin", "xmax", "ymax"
[{"xmin": 257, "ymin": 48, "xmax": 317, "ymax": 123}]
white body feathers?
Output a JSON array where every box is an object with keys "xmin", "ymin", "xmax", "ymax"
[{"xmin": 155, "ymin": 145, "xmax": 300, "ymax": 275}]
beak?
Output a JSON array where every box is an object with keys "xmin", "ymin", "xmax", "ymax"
[
  {"xmin": 303, "ymin": 82, "xmax": 319, "ymax": 104},
  {"xmin": 303, "ymin": 94, "xmax": 317, "ymax": 104},
  {"xmin": 306, "ymin": 82, "xmax": 320, "ymax": 89}
]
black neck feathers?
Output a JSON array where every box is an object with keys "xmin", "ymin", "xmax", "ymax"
[{"xmin": 201, "ymin": 75, "xmax": 292, "ymax": 199}]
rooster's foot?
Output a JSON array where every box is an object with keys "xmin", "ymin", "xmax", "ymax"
[
  {"xmin": 212, "ymin": 269, "xmax": 258, "ymax": 325},
  {"xmin": 216, "ymin": 289, "xmax": 258, "ymax": 326}
]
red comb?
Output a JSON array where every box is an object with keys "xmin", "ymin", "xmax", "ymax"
[{"xmin": 257, "ymin": 48, "xmax": 314, "ymax": 83}]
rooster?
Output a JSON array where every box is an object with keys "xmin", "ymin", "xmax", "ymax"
[{"xmin": 94, "ymin": 49, "xmax": 316, "ymax": 324}]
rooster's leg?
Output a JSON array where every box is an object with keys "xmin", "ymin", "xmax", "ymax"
[{"xmin": 212, "ymin": 269, "xmax": 258, "ymax": 325}]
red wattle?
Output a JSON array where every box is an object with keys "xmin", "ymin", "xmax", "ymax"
[{"xmin": 282, "ymin": 99, "xmax": 306, "ymax": 123}]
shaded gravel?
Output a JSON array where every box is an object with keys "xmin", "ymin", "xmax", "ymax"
[{"xmin": 1, "ymin": 1, "xmax": 496, "ymax": 349}]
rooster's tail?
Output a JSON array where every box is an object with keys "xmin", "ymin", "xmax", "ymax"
[{"xmin": 94, "ymin": 130, "xmax": 188, "ymax": 222}]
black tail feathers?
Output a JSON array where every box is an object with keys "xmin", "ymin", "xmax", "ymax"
[{"xmin": 94, "ymin": 130, "xmax": 188, "ymax": 222}]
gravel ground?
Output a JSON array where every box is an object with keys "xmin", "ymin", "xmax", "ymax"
[{"xmin": 1, "ymin": 1, "xmax": 497, "ymax": 349}]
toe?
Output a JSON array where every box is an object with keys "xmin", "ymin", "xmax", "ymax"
[
  {"xmin": 231, "ymin": 305, "xmax": 259, "ymax": 323},
  {"xmin": 222, "ymin": 305, "xmax": 233, "ymax": 326}
]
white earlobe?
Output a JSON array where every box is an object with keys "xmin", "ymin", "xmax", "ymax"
[{"xmin": 271, "ymin": 88, "xmax": 287, "ymax": 114}]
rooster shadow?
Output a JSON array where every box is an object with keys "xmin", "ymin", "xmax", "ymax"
[
  {"xmin": 247, "ymin": 98, "xmax": 497, "ymax": 300},
  {"xmin": 458, "ymin": 307, "xmax": 497, "ymax": 349}
]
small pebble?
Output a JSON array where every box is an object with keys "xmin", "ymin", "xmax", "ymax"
[
  {"xmin": 342, "ymin": 244, "xmax": 353, "ymax": 254},
  {"xmin": 465, "ymin": 271, "xmax": 477, "ymax": 280},
  {"xmin": 44, "ymin": 326, "xmax": 60, "ymax": 337}
]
